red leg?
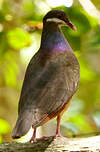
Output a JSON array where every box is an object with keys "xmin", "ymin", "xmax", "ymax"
[
  {"xmin": 56, "ymin": 115, "xmax": 61, "ymax": 137},
  {"xmin": 37, "ymin": 115, "xmax": 62, "ymax": 141},
  {"xmin": 30, "ymin": 128, "xmax": 37, "ymax": 143},
  {"xmin": 30, "ymin": 115, "xmax": 61, "ymax": 142}
]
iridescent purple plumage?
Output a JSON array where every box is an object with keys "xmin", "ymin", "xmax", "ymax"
[{"xmin": 40, "ymin": 22, "xmax": 73, "ymax": 53}]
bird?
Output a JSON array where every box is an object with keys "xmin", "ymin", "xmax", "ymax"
[{"xmin": 12, "ymin": 10, "xmax": 80, "ymax": 142}]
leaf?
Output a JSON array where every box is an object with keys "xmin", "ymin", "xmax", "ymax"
[
  {"xmin": 7, "ymin": 28, "xmax": 31, "ymax": 50},
  {"xmin": 69, "ymin": 114, "xmax": 94, "ymax": 133},
  {"xmin": 0, "ymin": 119, "xmax": 10, "ymax": 134},
  {"xmin": 79, "ymin": 59, "xmax": 96, "ymax": 81}
]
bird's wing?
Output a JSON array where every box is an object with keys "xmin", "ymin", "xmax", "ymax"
[
  {"xmin": 18, "ymin": 51, "xmax": 80, "ymax": 127},
  {"xmin": 12, "ymin": 51, "xmax": 80, "ymax": 138}
]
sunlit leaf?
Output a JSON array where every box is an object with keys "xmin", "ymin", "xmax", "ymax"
[
  {"xmin": 0, "ymin": 119, "xmax": 10, "ymax": 134},
  {"xmin": 81, "ymin": 11, "xmax": 98, "ymax": 27},
  {"xmin": 69, "ymin": 114, "xmax": 93, "ymax": 133},
  {"xmin": 7, "ymin": 28, "xmax": 31, "ymax": 50},
  {"xmin": 79, "ymin": 59, "xmax": 96, "ymax": 81},
  {"xmin": 0, "ymin": 50, "xmax": 20, "ymax": 87}
]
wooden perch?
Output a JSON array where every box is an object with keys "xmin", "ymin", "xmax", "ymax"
[{"xmin": 0, "ymin": 135, "xmax": 100, "ymax": 152}]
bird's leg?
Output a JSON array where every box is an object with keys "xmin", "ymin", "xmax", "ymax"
[
  {"xmin": 30, "ymin": 128, "xmax": 37, "ymax": 143},
  {"xmin": 34, "ymin": 115, "xmax": 61, "ymax": 142},
  {"xmin": 56, "ymin": 115, "xmax": 61, "ymax": 137},
  {"xmin": 30, "ymin": 115, "xmax": 61, "ymax": 142}
]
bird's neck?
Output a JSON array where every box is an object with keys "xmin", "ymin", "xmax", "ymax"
[{"xmin": 40, "ymin": 22, "xmax": 73, "ymax": 53}]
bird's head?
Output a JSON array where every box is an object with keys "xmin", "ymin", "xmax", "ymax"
[{"xmin": 43, "ymin": 10, "xmax": 76, "ymax": 31}]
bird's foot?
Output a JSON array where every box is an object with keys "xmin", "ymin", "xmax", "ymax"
[
  {"xmin": 36, "ymin": 134, "xmax": 62, "ymax": 142},
  {"xmin": 29, "ymin": 136, "xmax": 48, "ymax": 143},
  {"xmin": 30, "ymin": 134, "xmax": 63, "ymax": 143},
  {"xmin": 35, "ymin": 135, "xmax": 56, "ymax": 142},
  {"xmin": 30, "ymin": 137, "xmax": 37, "ymax": 143},
  {"xmin": 55, "ymin": 133, "xmax": 62, "ymax": 137}
]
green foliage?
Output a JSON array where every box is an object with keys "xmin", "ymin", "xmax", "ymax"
[
  {"xmin": 0, "ymin": 119, "xmax": 10, "ymax": 134},
  {"xmin": 68, "ymin": 114, "xmax": 93, "ymax": 133},
  {"xmin": 7, "ymin": 28, "xmax": 31, "ymax": 50},
  {"xmin": 0, "ymin": 51, "xmax": 20, "ymax": 87},
  {"xmin": 79, "ymin": 59, "xmax": 96, "ymax": 81},
  {"xmin": 0, "ymin": 119, "xmax": 10, "ymax": 143}
]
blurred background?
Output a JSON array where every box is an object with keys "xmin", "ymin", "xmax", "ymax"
[{"xmin": 0, "ymin": 0, "xmax": 100, "ymax": 143}]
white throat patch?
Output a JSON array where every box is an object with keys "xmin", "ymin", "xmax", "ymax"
[{"xmin": 46, "ymin": 18, "xmax": 65, "ymax": 24}]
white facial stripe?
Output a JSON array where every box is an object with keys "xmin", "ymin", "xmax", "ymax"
[{"xmin": 46, "ymin": 18, "xmax": 65, "ymax": 24}]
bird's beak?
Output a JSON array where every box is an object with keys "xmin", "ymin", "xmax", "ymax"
[
  {"xmin": 67, "ymin": 21, "xmax": 76, "ymax": 31},
  {"xmin": 63, "ymin": 18, "xmax": 76, "ymax": 31}
]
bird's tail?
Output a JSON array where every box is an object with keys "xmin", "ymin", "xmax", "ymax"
[{"xmin": 12, "ymin": 111, "xmax": 33, "ymax": 139}]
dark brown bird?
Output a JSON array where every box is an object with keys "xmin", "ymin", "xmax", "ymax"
[{"xmin": 12, "ymin": 10, "xmax": 80, "ymax": 142}]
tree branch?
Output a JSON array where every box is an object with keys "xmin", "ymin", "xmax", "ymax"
[{"xmin": 0, "ymin": 136, "xmax": 100, "ymax": 152}]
